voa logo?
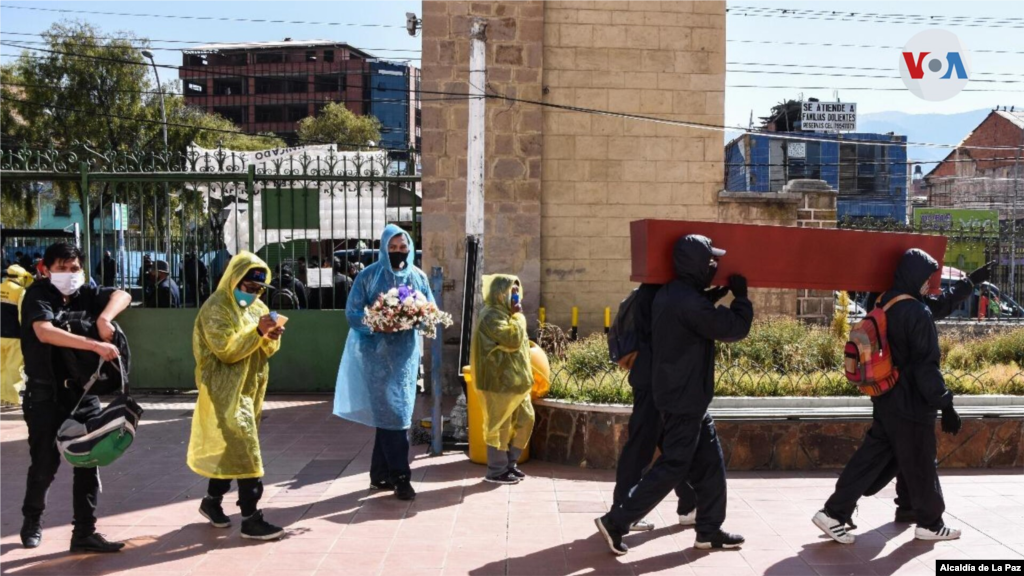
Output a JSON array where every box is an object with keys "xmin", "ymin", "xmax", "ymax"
[{"xmin": 899, "ymin": 29, "xmax": 972, "ymax": 101}]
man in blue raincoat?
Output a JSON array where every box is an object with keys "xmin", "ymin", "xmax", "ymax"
[{"xmin": 334, "ymin": 224, "xmax": 433, "ymax": 501}]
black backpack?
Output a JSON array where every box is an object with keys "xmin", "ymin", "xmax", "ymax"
[
  {"xmin": 53, "ymin": 310, "xmax": 131, "ymax": 396},
  {"xmin": 608, "ymin": 289, "xmax": 640, "ymax": 369},
  {"xmin": 270, "ymin": 286, "xmax": 299, "ymax": 310}
]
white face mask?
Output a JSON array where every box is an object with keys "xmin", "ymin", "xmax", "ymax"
[{"xmin": 50, "ymin": 271, "xmax": 85, "ymax": 296}]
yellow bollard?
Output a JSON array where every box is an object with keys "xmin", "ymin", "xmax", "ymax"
[
  {"xmin": 464, "ymin": 366, "xmax": 530, "ymax": 465},
  {"xmin": 604, "ymin": 307, "xmax": 611, "ymax": 334},
  {"xmin": 571, "ymin": 306, "xmax": 579, "ymax": 340},
  {"xmin": 539, "ymin": 306, "xmax": 546, "ymax": 326}
]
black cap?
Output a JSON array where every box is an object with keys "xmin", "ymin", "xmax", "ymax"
[
  {"xmin": 154, "ymin": 260, "xmax": 170, "ymax": 273},
  {"xmin": 242, "ymin": 268, "xmax": 271, "ymax": 288}
]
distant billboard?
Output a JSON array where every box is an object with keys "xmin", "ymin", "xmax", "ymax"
[{"xmin": 801, "ymin": 101, "xmax": 857, "ymax": 132}]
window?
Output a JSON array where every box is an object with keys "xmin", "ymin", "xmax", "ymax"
[
  {"xmin": 287, "ymin": 105, "xmax": 310, "ymax": 122},
  {"xmin": 213, "ymin": 106, "xmax": 247, "ymax": 124},
  {"xmin": 255, "ymin": 106, "xmax": 285, "ymax": 123},
  {"xmin": 806, "ymin": 142, "xmax": 822, "ymax": 180},
  {"xmin": 857, "ymin": 144, "xmax": 884, "ymax": 194},
  {"xmin": 839, "ymin": 143, "xmax": 857, "ymax": 193},
  {"xmin": 315, "ymin": 74, "xmax": 344, "ymax": 93},
  {"xmin": 255, "ymin": 52, "xmax": 285, "ymax": 64},
  {"xmin": 305, "ymin": 50, "xmax": 317, "ymax": 62},
  {"xmin": 53, "ymin": 198, "xmax": 70, "ymax": 217},
  {"xmin": 324, "ymin": 50, "xmax": 335, "ymax": 63},
  {"xmin": 185, "ymin": 55, "xmax": 206, "ymax": 66},
  {"xmin": 213, "ymin": 78, "xmax": 244, "ymax": 96}
]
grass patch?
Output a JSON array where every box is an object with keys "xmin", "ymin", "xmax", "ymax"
[{"xmin": 545, "ymin": 321, "xmax": 1024, "ymax": 404}]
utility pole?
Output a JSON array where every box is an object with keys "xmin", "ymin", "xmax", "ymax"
[
  {"xmin": 452, "ymin": 18, "xmax": 487, "ymax": 443},
  {"xmin": 142, "ymin": 49, "xmax": 171, "ymax": 268},
  {"xmin": 1010, "ymin": 129, "xmax": 1022, "ymax": 300}
]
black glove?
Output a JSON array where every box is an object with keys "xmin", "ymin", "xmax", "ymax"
[
  {"xmin": 728, "ymin": 274, "xmax": 748, "ymax": 299},
  {"xmin": 705, "ymin": 286, "xmax": 730, "ymax": 303},
  {"xmin": 941, "ymin": 405, "xmax": 962, "ymax": 436},
  {"xmin": 968, "ymin": 261, "xmax": 995, "ymax": 286}
]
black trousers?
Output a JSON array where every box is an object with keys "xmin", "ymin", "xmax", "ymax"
[
  {"xmin": 608, "ymin": 412, "xmax": 727, "ymax": 535},
  {"xmin": 207, "ymin": 478, "xmax": 264, "ymax": 517},
  {"xmin": 21, "ymin": 385, "xmax": 102, "ymax": 537},
  {"xmin": 613, "ymin": 388, "xmax": 696, "ymax": 515},
  {"xmin": 825, "ymin": 413, "xmax": 944, "ymax": 530},
  {"xmin": 370, "ymin": 427, "xmax": 411, "ymax": 484}
]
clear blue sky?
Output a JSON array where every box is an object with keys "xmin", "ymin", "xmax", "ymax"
[
  {"xmin": 2, "ymin": 1, "xmax": 1022, "ymax": 143},
  {"xmin": 725, "ymin": 1, "xmax": 1024, "ymax": 130}
]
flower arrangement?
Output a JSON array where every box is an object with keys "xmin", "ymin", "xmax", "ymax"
[{"xmin": 363, "ymin": 285, "xmax": 453, "ymax": 339}]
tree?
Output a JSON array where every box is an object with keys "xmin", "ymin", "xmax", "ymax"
[
  {"xmin": 0, "ymin": 21, "xmax": 283, "ymax": 230},
  {"xmin": 295, "ymin": 102, "xmax": 381, "ymax": 150}
]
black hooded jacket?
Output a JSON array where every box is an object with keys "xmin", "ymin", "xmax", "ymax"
[
  {"xmin": 873, "ymin": 249, "xmax": 954, "ymax": 423},
  {"xmin": 627, "ymin": 283, "xmax": 661, "ymax": 391},
  {"xmin": 650, "ymin": 235, "xmax": 754, "ymax": 416}
]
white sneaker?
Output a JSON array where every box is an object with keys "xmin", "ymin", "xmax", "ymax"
[
  {"xmin": 812, "ymin": 509, "xmax": 855, "ymax": 544},
  {"xmin": 915, "ymin": 525, "xmax": 961, "ymax": 541},
  {"xmin": 630, "ymin": 518, "xmax": 655, "ymax": 532},
  {"xmin": 678, "ymin": 510, "xmax": 697, "ymax": 526}
]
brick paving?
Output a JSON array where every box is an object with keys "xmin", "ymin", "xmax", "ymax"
[{"xmin": 1, "ymin": 397, "xmax": 1022, "ymax": 576}]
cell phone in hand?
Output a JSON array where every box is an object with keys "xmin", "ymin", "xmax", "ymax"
[{"xmin": 269, "ymin": 311, "xmax": 289, "ymax": 327}]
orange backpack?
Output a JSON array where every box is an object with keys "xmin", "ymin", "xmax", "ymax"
[{"xmin": 844, "ymin": 295, "xmax": 915, "ymax": 396}]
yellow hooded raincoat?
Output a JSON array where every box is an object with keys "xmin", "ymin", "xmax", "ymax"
[
  {"xmin": 470, "ymin": 274, "xmax": 535, "ymax": 452},
  {"xmin": 187, "ymin": 252, "xmax": 281, "ymax": 479},
  {"xmin": 1, "ymin": 265, "xmax": 32, "ymax": 406}
]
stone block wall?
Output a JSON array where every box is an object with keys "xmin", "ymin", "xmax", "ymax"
[
  {"xmin": 540, "ymin": 1, "xmax": 726, "ymax": 335},
  {"xmin": 531, "ymin": 401, "xmax": 1024, "ymax": 470},
  {"xmin": 790, "ymin": 180, "xmax": 839, "ymax": 325},
  {"xmin": 421, "ymin": 1, "xmax": 545, "ymax": 385}
]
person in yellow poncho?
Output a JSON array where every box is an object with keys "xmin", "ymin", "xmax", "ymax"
[
  {"xmin": 471, "ymin": 274, "xmax": 534, "ymax": 484},
  {"xmin": 187, "ymin": 251, "xmax": 286, "ymax": 541},
  {"xmin": 1, "ymin": 265, "xmax": 33, "ymax": 406}
]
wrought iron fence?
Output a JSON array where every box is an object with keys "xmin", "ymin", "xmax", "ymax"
[
  {"xmin": 547, "ymin": 364, "xmax": 1024, "ymax": 404},
  {"xmin": 838, "ymin": 216, "xmax": 1024, "ymax": 321},
  {"xmin": 0, "ymin": 143, "xmax": 420, "ymax": 309}
]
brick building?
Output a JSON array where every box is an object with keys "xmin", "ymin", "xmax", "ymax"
[
  {"xmin": 925, "ymin": 109, "xmax": 1024, "ymax": 222},
  {"xmin": 179, "ymin": 39, "xmax": 419, "ymax": 148},
  {"xmin": 421, "ymin": 0, "xmax": 726, "ymax": 376}
]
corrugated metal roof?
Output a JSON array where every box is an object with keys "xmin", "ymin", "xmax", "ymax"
[{"xmin": 995, "ymin": 109, "xmax": 1024, "ymax": 130}]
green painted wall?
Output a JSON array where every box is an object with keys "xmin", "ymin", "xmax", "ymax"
[{"xmin": 118, "ymin": 309, "xmax": 348, "ymax": 392}]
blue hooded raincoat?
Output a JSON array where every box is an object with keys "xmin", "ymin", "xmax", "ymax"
[{"xmin": 333, "ymin": 225, "xmax": 434, "ymax": 430}]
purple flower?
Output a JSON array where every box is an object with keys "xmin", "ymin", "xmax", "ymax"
[{"xmin": 397, "ymin": 285, "xmax": 414, "ymax": 302}]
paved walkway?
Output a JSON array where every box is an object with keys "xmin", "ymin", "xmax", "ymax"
[{"xmin": 1, "ymin": 398, "xmax": 1021, "ymax": 576}]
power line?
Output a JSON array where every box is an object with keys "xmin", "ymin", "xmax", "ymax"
[
  {"xmin": 730, "ymin": 5, "xmax": 1024, "ymax": 23},
  {"xmin": 728, "ymin": 61, "xmax": 1024, "ymax": 80},
  {"xmin": 726, "ymin": 84, "xmax": 1021, "ymax": 93},
  {"xmin": 409, "ymin": 87, "xmax": 1024, "ymax": 151},
  {"xmin": 2, "ymin": 95, "xmax": 416, "ymax": 151},
  {"xmin": 727, "ymin": 69, "xmax": 1024, "ymax": 85},
  {"xmin": 726, "ymin": 38, "xmax": 1024, "ymax": 57},
  {"xmin": 0, "ymin": 4, "xmax": 407, "ymax": 29},
  {"xmin": 0, "ymin": 31, "xmax": 422, "ymax": 53},
  {"xmin": 728, "ymin": 5, "xmax": 1024, "ymax": 29}
]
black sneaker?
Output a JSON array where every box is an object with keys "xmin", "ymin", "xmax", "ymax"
[
  {"xmin": 240, "ymin": 511, "xmax": 285, "ymax": 541},
  {"xmin": 894, "ymin": 508, "xmax": 915, "ymax": 523},
  {"xmin": 394, "ymin": 476, "xmax": 416, "ymax": 501},
  {"xmin": 694, "ymin": 529, "xmax": 745, "ymax": 550},
  {"xmin": 20, "ymin": 517, "xmax": 42, "ymax": 549},
  {"xmin": 369, "ymin": 479, "xmax": 396, "ymax": 491},
  {"xmin": 69, "ymin": 532, "xmax": 125, "ymax": 553},
  {"xmin": 594, "ymin": 516, "xmax": 629, "ymax": 556},
  {"xmin": 199, "ymin": 497, "xmax": 231, "ymax": 528},
  {"xmin": 484, "ymin": 471, "xmax": 520, "ymax": 485},
  {"xmin": 508, "ymin": 466, "xmax": 526, "ymax": 479}
]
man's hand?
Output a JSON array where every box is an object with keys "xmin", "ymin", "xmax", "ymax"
[
  {"xmin": 97, "ymin": 317, "xmax": 116, "ymax": 343},
  {"xmin": 968, "ymin": 261, "xmax": 995, "ymax": 286},
  {"xmin": 511, "ymin": 303, "xmax": 523, "ymax": 314},
  {"xmin": 941, "ymin": 405, "xmax": 962, "ymax": 436},
  {"xmin": 258, "ymin": 314, "xmax": 277, "ymax": 336},
  {"xmin": 92, "ymin": 341, "xmax": 120, "ymax": 361},
  {"xmin": 728, "ymin": 274, "xmax": 748, "ymax": 299},
  {"xmin": 267, "ymin": 326, "xmax": 285, "ymax": 341},
  {"xmin": 705, "ymin": 286, "xmax": 730, "ymax": 303}
]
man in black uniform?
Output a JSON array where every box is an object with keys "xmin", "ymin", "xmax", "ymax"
[
  {"xmin": 19, "ymin": 243, "xmax": 131, "ymax": 553},
  {"xmin": 814, "ymin": 249, "xmax": 966, "ymax": 544},
  {"xmin": 597, "ymin": 235, "xmax": 753, "ymax": 555},
  {"xmin": 610, "ymin": 282, "xmax": 702, "ymax": 533},
  {"xmin": 95, "ymin": 250, "xmax": 117, "ymax": 288},
  {"xmin": 853, "ymin": 261, "xmax": 989, "ymax": 526},
  {"xmin": 145, "ymin": 260, "xmax": 180, "ymax": 309}
]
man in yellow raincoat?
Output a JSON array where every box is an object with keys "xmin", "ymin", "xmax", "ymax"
[
  {"xmin": 471, "ymin": 274, "xmax": 534, "ymax": 484},
  {"xmin": 1, "ymin": 265, "xmax": 33, "ymax": 406},
  {"xmin": 188, "ymin": 252, "xmax": 286, "ymax": 541}
]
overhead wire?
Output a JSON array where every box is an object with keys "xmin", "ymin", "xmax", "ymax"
[
  {"xmin": 0, "ymin": 4, "xmax": 408, "ymax": 29},
  {"xmin": 726, "ymin": 38, "xmax": 1024, "ymax": 57},
  {"xmin": 0, "ymin": 31, "xmax": 422, "ymax": 53}
]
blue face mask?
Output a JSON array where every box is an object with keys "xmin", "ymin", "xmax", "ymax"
[{"xmin": 234, "ymin": 288, "xmax": 257, "ymax": 308}]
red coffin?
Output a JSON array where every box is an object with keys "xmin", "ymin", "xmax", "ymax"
[{"xmin": 630, "ymin": 220, "xmax": 948, "ymax": 292}]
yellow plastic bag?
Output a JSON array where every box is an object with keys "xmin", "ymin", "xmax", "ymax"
[{"xmin": 529, "ymin": 343, "xmax": 550, "ymax": 401}]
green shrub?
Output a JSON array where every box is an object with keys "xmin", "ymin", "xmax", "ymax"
[{"xmin": 717, "ymin": 316, "xmax": 844, "ymax": 372}]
